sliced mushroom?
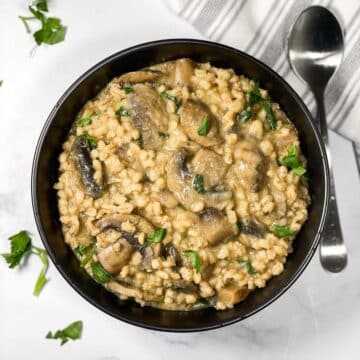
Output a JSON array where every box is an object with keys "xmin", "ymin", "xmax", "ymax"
[
  {"xmin": 198, "ymin": 208, "xmax": 234, "ymax": 245},
  {"xmin": 128, "ymin": 84, "xmax": 169, "ymax": 150},
  {"xmin": 158, "ymin": 58, "xmax": 194, "ymax": 87},
  {"xmin": 233, "ymin": 139, "xmax": 265, "ymax": 192},
  {"xmin": 169, "ymin": 280, "xmax": 198, "ymax": 294},
  {"xmin": 162, "ymin": 244, "xmax": 181, "ymax": 265},
  {"xmin": 117, "ymin": 70, "xmax": 162, "ymax": 85},
  {"xmin": 97, "ymin": 238, "xmax": 134, "ymax": 274},
  {"xmin": 166, "ymin": 149, "xmax": 232, "ymax": 211},
  {"xmin": 117, "ymin": 143, "xmax": 144, "ymax": 173},
  {"xmin": 97, "ymin": 214, "xmax": 154, "ymax": 252},
  {"xmin": 189, "ymin": 148, "xmax": 228, "ymax": 188},
  {"xmin": 240, "ymin": 221, "xmax": 264, "ymax": 238},
  {"xmin": 72, "ymin": 135, "xmax": 104, "ymax": 199},
  {"xmin": 179, "ymin": 100, "xmax": 222, "ymax": 147},
  {"xmin": 108, "ymin": 281, "xmax": 142, "ymax": 299},
  {"xmin": 217, "ymin": 285, "xmax": 249, "ymax": 306}
]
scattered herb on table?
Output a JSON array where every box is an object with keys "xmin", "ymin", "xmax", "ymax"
[
  {"xmin": 0, "ymin": 80, "xmax": 3, "ymax": 87},
  {"xmin": 197, "ymin": 115, "xmax": 211, "ymax": 136},
  {"xmin": 19, "ymin": 0, "xmax": 67, "ymax": 46},
  {"xmin": 146, "ymin": 228, "xmax": 167, "ymax": 244},
  {"xmin": 1, "ymin": 230, "xmax": 49, "ymax": 296},
  {"xmin": 91, "ymin": 262, "xmax": 111, "ymax": 284},
  {"xmin": 271, "ymin": 225, "xmax": 294, "ymax": 238},
  {"xmin": 183, "ymin": 250, "xmax": 201, "ymax": 272},
  {"xmin": 46, "ymin": 321, "xmax": 83, "ymax": 346},
  {"xmin": 280, "ymin": 145, "xmax": 306, "ymax": 176},
  {"xmin": 192, "ymin": 174, "xmax": 205, "ymax": 194},
  {"xmin": 116, "ymin": 106, "xmax": 131, "ymax": 117},
  {"xmin": 161, "ymin": 91, "xmax": 181, "ymax": 112}
]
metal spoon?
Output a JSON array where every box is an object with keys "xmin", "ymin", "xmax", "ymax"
[{"xmin": 288, "ymin": 6, "xmax": 347, "ymax": 272}]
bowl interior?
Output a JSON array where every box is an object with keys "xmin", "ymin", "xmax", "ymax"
[{"xmin": 32, "ymin": 39, "xmax": 328, "ymax": 331}]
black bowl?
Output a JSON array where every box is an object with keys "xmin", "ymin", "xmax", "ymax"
[{"xmin": 31, "ymin": 39, "xmax": 329, "ymax": 332}]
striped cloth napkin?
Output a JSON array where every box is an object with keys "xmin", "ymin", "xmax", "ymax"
[{"xmin": 164, "ymin": 0, "xmax": 360, "ymax": 165}]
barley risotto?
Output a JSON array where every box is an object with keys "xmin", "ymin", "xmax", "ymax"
[{"xmin": 55, "ymin": 58, "xmax": 310, "ymax": 311}]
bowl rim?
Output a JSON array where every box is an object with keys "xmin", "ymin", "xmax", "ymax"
[{"xmin": 31, "ymin": 38, "xmax": 330, "ymax": 332}]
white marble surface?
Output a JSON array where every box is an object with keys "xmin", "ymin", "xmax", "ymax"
[{"xmin": 0, "ymin": 1, "xmax": 359, "ymax": 359}]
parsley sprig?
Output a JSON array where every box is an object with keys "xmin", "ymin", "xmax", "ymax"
[
  {"xmin": 46, "ymin": 321, "xmax": 83, "ymax": 346},
  {"xmin": 280, "ymin": 145, "xmax": 307, "ymax": 176},
  {"xmin": 1, "ymin": 230, "xmax": 49, "ymax": 296},
  {"xmin": 19, "ymin": 0, "xmax": 67, "ymax": 46}
]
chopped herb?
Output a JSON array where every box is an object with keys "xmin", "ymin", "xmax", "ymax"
[
  {"xmin": 192, "ymin": 174, "xmax": 205, "ymax": 194},
  {"xmin": 236, "ymin": 257, "xmax": 246, "ymax": 264},
  {"xmin": 46, "ymin": 321, "xmax": 83, "ymax": 346},
  {"xmin": 236, "ymin": 108, "xmax": 252, "ymax": 122},
  {"xmin": 125, "ymin": 194, "xmax": 133, "ymax": 202},
  {"xmin": 91, "ymin": 262, "xmax": 111, "ymax": 284},
  {"xmin": 82, "ymin": 131, "xmax": 97, "ymax": 149},
  {"xmin": 122, "ymin": 84, "xmax": 134, "ymax": 94},
  {"xmin": 2, "ymin": 230, "xmax": 31, "ymax": 268},
  {"xmin": 116, "ymin": 106, "xmax": 131, "ymax": 117},
  {"xmin": 158, "ymin": 132, "xmax": 169, "ymax": 140},
  {"xmin": 77, "ymin": 238, "xmax": 96, "ymax": 268},
  {"xmin": 246, "ymin": 260, "xmax": 257, "ymax": 275},
  {"xmin": 263, "ymin": 100, "xmax": 277, "ymax": 130},
  {"xmin": 271, "ymin": 225, "xmax": 294, "ymax": 238},
  {"xmin": 75, "ymin": 115, "xmax": 93, "ymax": 127},
  {"xmin": 132, "ymin": 136, "xmax": 143, "ymax": 147},
  {"xmin": 161, "ymin": 91, "xmax": 181, "ymax": 112},
  {"xmin": 19, "ymin": 4, "xmax": 66, "ymax": 46},
  {"xmin": 183, "ymin": 250, "xmax": 201, "ymax": 272},
  {"xmin": 236, "ymin": 221, "xmax": 244, "ymax": 231},
  {"xmin": 31, "ymin": 246, "xmax": 49, "ymax": 296},
  {"xmin": 280, "ymin": 145, "xmax": 306, "ymax": 176},
  {"xmin": 247, "ymin": 83, "xmax": 262, "ymax": 107},
  {"xmin": 146, "ymin": 228, "xmax": 167, "ymax": 244},
  {"xmin": 1, "ymin": 230, "xmax": 49, "ymax": 296},
  {"xmin": 33, "ymin": 0, "xmax": 48, "ymax": 12},
  {"xmin": 0, "ymin": 80, "xmax": 3, "ymax": 87},
  {"xmin": 197, "ymin": 115, "xmax": 211, "ymax": 136}
]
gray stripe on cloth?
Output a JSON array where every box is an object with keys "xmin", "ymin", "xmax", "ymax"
[
  {"xmin": 192, "ymin": 0, "xmax": 228, "ymax": 33},
  {"xmin": 245, "ymin": 0, "xmax": 286, "ymax": 54},
  {"xmin": 212, "ymin": 0, "xmax": 247, "ymax": 41}
]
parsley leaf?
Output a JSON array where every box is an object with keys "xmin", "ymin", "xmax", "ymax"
[
  {"xmin": 263, "ymin": 99, "xmax": 277, "ymax": 130},
  {"xmin": 46, "ymin": 321, "xmax": 83, "ymax": 346},
  {"xmin": 247, "ymin": 83, "xmax": 262, "ymax": 107},
  {"xmin": 192, "ymin": 174, "xmax": 205, "ymax": 194},
  {"xmin": 82, "ymin": 131, "xmax": 97, "ymax": 149},
  {"xmin": 1, "ymin": 230, "xmax": 49, "ymax": 296},
  {"xmin": 76, "ymin": 238, "xmax": 96, "ymax": 268},
  {"xmin": 280, "ymin": 145, "xmax": 306, "ymax": 176},
  {"xmin": 197, "ymin": 115, "xmax": 211, "ymax": 136},
  {"xmin": 246, "ymin": 260, "xmax": 257, "ymax": 275},
  {"xmin": 161, "ymin": 91, "xmax": 181, "ymax": 112},
  {"xmin": 271, "ymin": 225, "xmax": 294, "ymax": 238},
  {"xmin": 116, "ymin": 106, "xmax": 131, "ymax": 117},
  {"xmin": 236, "ymin": 108, "xmax": 252, "ymax": 122},
  {"xmin": 146, "ymin": 228, "xmax": 167, "ymax": 244},
  {"xmin": 2, "ymin": 230, "xmax": 31, "ymax": 268},
  {"xmin": 33, "ymin": 0, "xmax": 48, "ymax": 12},
  {"xmin": 91, "ymin": 263, "xmax": 111, "ymax": 284},
  {"xmin": 183, "ymin": 250, "xmax": 201, "ymax": 272},
  {"xmin": 19, "ymin": 4, "xmax": 66, "ymax": 46},
  {"xmin": 122, "ymin": 84, "xmax": 134, "ymax": 94},
  {"xmin": 75, "ymin": 115, "xmax": 93, "ymax": 127},
  {"xmin": 158, "ymin": 132, "xmax": 169, "ymax": 140},
  {"xmin": 236, "ymin": 221, "xmax": 244, "ymax": 231}
]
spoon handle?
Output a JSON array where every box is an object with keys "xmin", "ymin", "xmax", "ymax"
[{"xmin": 314, "ymin": 92, "xmax": 347, "ymax": 272}]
